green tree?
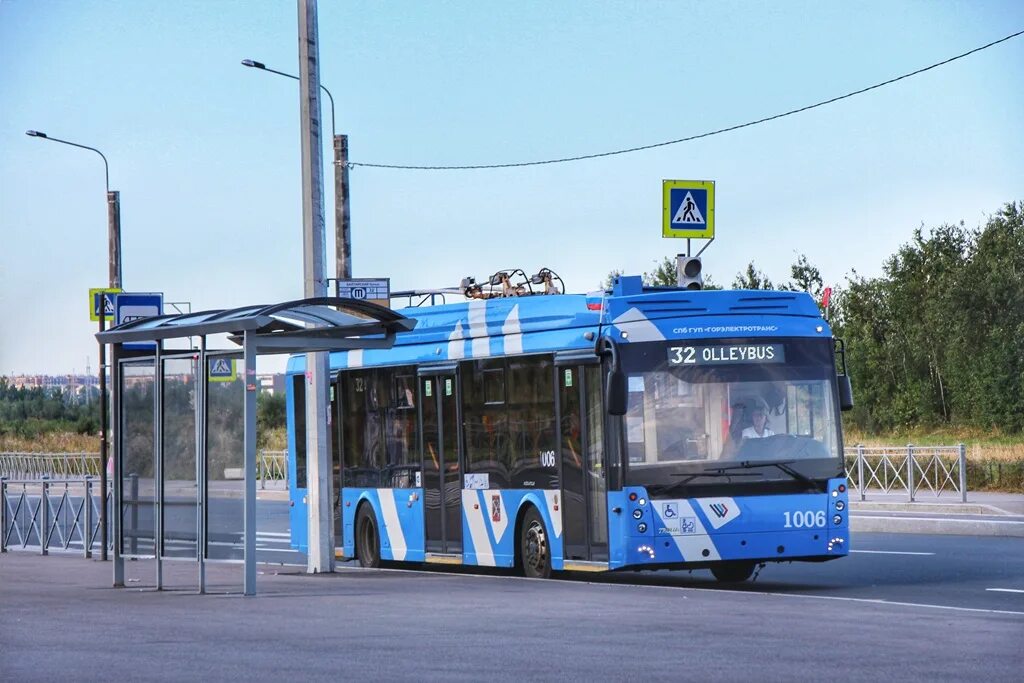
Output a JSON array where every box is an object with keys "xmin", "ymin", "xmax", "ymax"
[{"xmin": 732, "ymin": 261, "xmax": 775, "ymax": 290}]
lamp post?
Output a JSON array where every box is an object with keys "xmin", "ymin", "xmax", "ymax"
[
  {"xmin": 241, "ymin": 59, "xmax": 351, "ymax": 282},
  {"xmin": 26, "ymin": 130, "xmax": 121, "ymax": 561}
]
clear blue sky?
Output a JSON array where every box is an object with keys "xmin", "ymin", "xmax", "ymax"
[{"xmin": 2, "ymin": 0, "xmax": 1022, "ymax": 375}]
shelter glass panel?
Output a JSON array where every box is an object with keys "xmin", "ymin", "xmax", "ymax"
[
  {"xmin": 205, "ymin": 355, "xmax": 244, "ymax": 561},
  {"xmin": 121, "ymin": 361, "xmax": 156, "ymax": 557},
  {"xmin": 161, "ymin": 357, "xmax": 198, "ymax": 559}
]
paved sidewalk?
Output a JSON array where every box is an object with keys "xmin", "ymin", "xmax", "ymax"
[{"xmin": 850, "ymin": 489, "xmax": 1024, "ymax": 536}]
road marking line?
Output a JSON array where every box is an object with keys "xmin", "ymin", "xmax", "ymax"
[
  {"xmin": 850, "ymin": 550, "xmax": 935, "ymax": 556},
  {"xmin": 986, "ymin": 588, "xmax": 1024, "ymax": 594},
  {"xmin": 331, "ymin": 565, "xmax": 1024, "ymax": 616}
]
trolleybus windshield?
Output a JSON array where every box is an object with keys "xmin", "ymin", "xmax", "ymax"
[{"xmin": 619, "ymin": 338, "xmax": 843, "ymax": 494}]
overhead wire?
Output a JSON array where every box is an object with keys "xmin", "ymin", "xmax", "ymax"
[{"xmin": 349, "ymin": 29, "xmax": 1024, "ymax": 171}]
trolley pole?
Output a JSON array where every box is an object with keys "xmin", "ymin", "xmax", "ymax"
[{"xmin": 297, "ymin": 0, "xmax": 335, "ymax": 573}]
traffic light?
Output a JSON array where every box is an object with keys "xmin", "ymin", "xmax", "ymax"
[{"xmin": 677, "ymin": 256, "xmax": 703, "ymax": 290}]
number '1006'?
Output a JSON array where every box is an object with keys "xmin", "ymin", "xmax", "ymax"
[{"xmin": 783, "ymin": 510, "xmax": 826, "ymax": 528}]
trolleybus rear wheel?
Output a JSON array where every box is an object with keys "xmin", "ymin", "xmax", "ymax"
[
  {"xmin": 518, "ymin": 507, "xmax": 551, "ymax": 579},
  {"xmin": 356, "ymin": 505, "xmax": 381, "ymax": 569},
  {"xmin": 710, "ymin": 561, "xmax": 756, "ymax": 583}
]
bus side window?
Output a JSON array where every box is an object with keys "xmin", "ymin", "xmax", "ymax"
[
  {"xmin": 340, "ymin": 370, "xmax": 384, "ymax": 487},
  {"xmin": 385, "ymin": 372, "xmax": 418, "ymax": 487},
  {"xmin": 507, "ymin": 356, "xmax": 556, "ymax": 488},
  {"xmin": 463, "ymin": 359, "xmax": 510, "ymax": 488}
]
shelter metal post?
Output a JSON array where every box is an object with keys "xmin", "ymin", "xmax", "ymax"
[
  {"xmin": 99, "ymin": 311, "xmax": 108, "ymax": 560},
  {"xmin": 197, "ymin": 338, "xmax": 208, "ymax": 593},
  {"xmin": 243, "ymin": 332, "xmax": 257, "ymax": 596},
  {"xmin": 155, "ymin": 345, "xmax": 163, "ymax": 590},
  {"xmin": 112, "ymin": 343, "xmax": 124, "ymax": 587}
]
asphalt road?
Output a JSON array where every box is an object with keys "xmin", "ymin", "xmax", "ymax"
[
  {"xmin": 11, "ymin": 492, "xmax": 1023, "ymax": 614},
  {"xmin": 592, "ymin": 532, "xmax": 1024, "ymax": 613},
  {"xmin": 1, "ymin": 542, "xmax": 1021, "ymax": 682}
]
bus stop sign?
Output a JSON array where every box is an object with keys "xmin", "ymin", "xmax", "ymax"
[{"xmin": 115, "ymin": 292, "xmax": 164, "ymax": 350}]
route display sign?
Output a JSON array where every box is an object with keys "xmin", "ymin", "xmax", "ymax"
[{"xmin": 662, "ymin": 179, "xmax": 715, "ymax": 239}]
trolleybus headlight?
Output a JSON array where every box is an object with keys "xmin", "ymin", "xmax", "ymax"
[
  {"xmin": 632, "ymin": 509, "xmax": 643, "ymax": 519},
  {"xmin": 835, "ymin": 501, "xmax": 845, "ymax": 511},
  {"xmin": 638, "ymin": 498, "xmax": 647, "ymax": 506},
  {"xmin": 637, "ymin": 523, "xmax": 647, "ymax": 533},
  {"xmin": 833, "ymin": 514, "xmax": 843, "ymax": 525}
]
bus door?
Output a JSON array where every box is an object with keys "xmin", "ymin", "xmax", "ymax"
[
  {"xmin": 420, "ymin": 369, "xmax": 462, "ymax": 554},
  {"xmin": 558, "ymin": 364, "xmax": 608, "ymax": 562}
]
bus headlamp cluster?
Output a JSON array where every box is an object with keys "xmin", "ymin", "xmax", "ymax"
[
  {"xmin": 632, "ymin": 509, "xmax": 643, "ymax": 520},
  {"xmin": 835, "ymin": 501, "xmax": 845, "ymax": 511}
]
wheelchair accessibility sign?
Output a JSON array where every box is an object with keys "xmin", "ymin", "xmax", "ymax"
[{"xmin": 660, "ymin": 501, "xmax": 697, "ymax": 535}]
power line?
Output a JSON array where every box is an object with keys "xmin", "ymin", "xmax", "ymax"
[{"xmin": 350, "ymin": 29, "xmax": 1024, "ymax": 171}]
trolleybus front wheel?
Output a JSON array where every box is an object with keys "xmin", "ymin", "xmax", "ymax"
[
  {"xmin": 710, "ymin": 561, "xmax": 756, "ymax": 583},
  {"xmin": 518, "ymin": 507, "xmax": 551, "ymax": 579},
  {"xmin": 356, "ymin": 504, "xmax": 381, "ymax": 569}
]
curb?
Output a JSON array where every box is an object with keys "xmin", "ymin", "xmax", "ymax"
[
  {"xmin": 849, "ymin": 502, "xmax": 1007, "ymax": 516},
  {"xmin": 851, "ymin": 514, "xmax": 1024, "ymax": 537}
]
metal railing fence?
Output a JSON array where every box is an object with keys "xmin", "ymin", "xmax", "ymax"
[
  {"xmin": 0, "ymin": 450, "xmax": 288, "ymax": 489},
  {"xmin": 0, "ymin": 452, "xmax": 101, "ymax": 480},
  {"xmin": 1, "ymin": 476, "xmax": 111, "ymax": 556},
  {"xmin": 258, "ymin": 450, "xmax": 288, "ymax": 489},
  {"xmin": 843, "ymin": 444, "xmax": 967, "ymax": 502}
]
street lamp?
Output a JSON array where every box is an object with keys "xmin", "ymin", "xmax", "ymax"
[
  {"xmin": 26, "ymin": 129, "xmax": 121, "ymax": 561},
  {"xmin": 241, "ymin": 58, "xmax": 351, "ymax": 282}
]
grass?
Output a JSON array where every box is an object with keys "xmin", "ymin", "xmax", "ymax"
[
  {"xmin": 845, "ymin": 428, "xmax": 1024, "ymax": 462},
  {"xmin": 0, "ymin": 432, "xmax": 100, "ymax": 453},
  {"xmin": 3, "ymin": 427, "xmax": 1021, "ymax": 460},
  {"xmin": 0, "ymin": 427, "xmax": 289, "ymax": 453}
]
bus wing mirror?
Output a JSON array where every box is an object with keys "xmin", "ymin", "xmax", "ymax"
[
  {"xmin": 834, "ymin": 338, "xmax": 854, "ymax": 411},
  {"xmin": 606, "ymin": 369, "xmax": 627, "ymax": 416},
  {"xmin": 838, "ymin": 374, "xmax": 854, "ymax": 411}
]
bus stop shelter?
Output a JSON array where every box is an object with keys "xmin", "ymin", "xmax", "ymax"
[{"xmin": 96, "ymin": 297, "xmax": 415, "ymax": 596}]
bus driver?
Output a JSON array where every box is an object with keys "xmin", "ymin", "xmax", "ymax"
[{"xmin": 742, "ymin": 402, "xmax": 775, "ymax": 439}]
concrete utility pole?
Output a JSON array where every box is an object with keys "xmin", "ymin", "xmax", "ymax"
[
  {"xmin": 297, "ymin": 0, "xmax": 334, "ymax": 573},
  {"xmin": 334, "ymin": 134, "xmax": 352, "ymax": 280}
]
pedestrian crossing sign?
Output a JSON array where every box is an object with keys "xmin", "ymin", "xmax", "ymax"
[
  {"xmin": 208, "ymin": 358, "xmax": 237, "ymax": 383},
  {"xmin": 663, "ymin": 180, "xmax": 715, "ymax": 239},
  {"xmin": 89, "ymin": 287, "xmax": 122, "ymax": 322}
]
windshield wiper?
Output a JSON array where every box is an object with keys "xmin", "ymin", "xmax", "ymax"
[
  {"xmin": 705, "ymin": 459, "xmax": 822, "ymax": 491},
  {"xmin": 663, "ymin": 469, "xmax": 762, "ymax": 496}
]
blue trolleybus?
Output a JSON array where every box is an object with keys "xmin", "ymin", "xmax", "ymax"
[{"xmin": 285, "ymin": 273, "xmax": 853, "ymax": 581}]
